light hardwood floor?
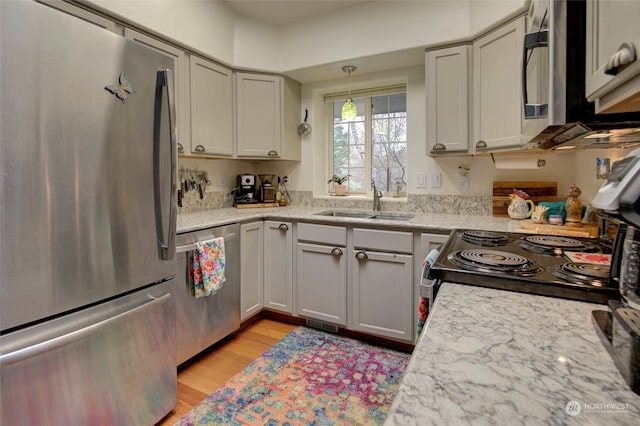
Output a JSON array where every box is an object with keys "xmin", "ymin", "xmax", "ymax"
[{"xmin": 156, "ymin": 318, "xmax": 297, "ymax": 425}]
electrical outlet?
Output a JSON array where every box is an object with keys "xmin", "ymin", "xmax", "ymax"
[
  {"xmin": 283, "ymin": 176, "xmax": 288, "ymax": 184},
  {"xmin": 430, "ymin": 171, "xmax": 441, "ymax": 188},
  {"xmin": 416, "ymin": 172, "xmax": 426, "ymax": 188}
]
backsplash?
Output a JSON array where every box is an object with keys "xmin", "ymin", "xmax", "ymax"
[{"xmin": 179, "ymin": 190, "xmax": 492, "ymax": 216}]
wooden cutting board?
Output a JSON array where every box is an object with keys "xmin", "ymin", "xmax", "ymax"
[
  {"xmin": 519, "ymin": 220, "xmax": 600, "ymax": 238},
  {"xmin": 492, "ymin": 181, "xmax": 558, "ymax": 217},
  {"xmin": 234, "ymin": 202, "xmax": 279, "ymax": 209}
]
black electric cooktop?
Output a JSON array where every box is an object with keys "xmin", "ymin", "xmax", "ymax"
[{"xmin": 429, "ymin": 229, "xmax": 619, "ymax": 304}]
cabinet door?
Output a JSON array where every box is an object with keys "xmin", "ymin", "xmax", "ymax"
[
  {"xmin": 240, "ymin": 222, "xmax": 263, "ymax": 320},
  {"xmin": 235, "ymin": 73, "xmax": 282, "ymax": 158},
  {"xmin": 296, "ymin": 242, "xmax": 347, "ymax": 325},
  {"xmin": 125, "ymin": 29, "xmax": 190, "ymax": 156},
  {"xmin": 351, "ymin": 250, "xmax": 413, "ymax": 341},
  {"xmin": 473, "ymin": 17, "xmax": 524, "ymax": 152},
  {"xmin": 426, "ymin": 45, "xmax": 470, "ymax": 154},
  {"xmin": 190, "ymin": 56, "xmax": 233, "ymax": 156},
  {"xmin": 586, "ymin": 0, "xmax": 640, "ymax": 113},
  {"xmin": 264, "ymin": 221, "xmax": 293, "ymax": 313}
]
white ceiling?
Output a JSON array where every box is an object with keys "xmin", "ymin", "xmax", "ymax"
[{"xmin": 225, "ymin": 0, "xmax": 373, "ymax": 26}]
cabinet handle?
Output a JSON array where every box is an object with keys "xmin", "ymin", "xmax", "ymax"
[
  {"xmin": 331, "ymin": 248, "xmax": 343, "ymax": 257},
  {"xmin": 194, "ymin": 145, "xmax": 206, "ymax": 152},
  {"xmin": 475, "ymin": 140, "xmax": 488, "ymax": 149},
  {"xmin": 355, "ymin": 250, "xmax": 368, "ymax": 261},
  {"xmin": 431, "ymin": 143, "xmax": 447, "ymax": 151},
  {"xmin": 267, "ymin": 150, "xmax": 279, "ymax": 157},
  {"xmin": 605, "ymin": 42, "xmax": 637, "ymax": 76},
  {"xmin": 278, "ymin": 223, "xmax": 289, "ymax": 231},
  {"xmin": 522, "ymin": 30, "xmax": 549, "ymax": 118},
  {"xmin": 177, "ymin": 142, "xmax": 184, "ymax": 153}
]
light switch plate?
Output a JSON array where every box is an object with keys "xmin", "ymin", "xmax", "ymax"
[
  {"xmin": 416, "ymin": 172, "xmax": 426, "ymax": 188},
  {"xmin": 430, "ymin": 171, "xmax": 441, "ymax": 188}
]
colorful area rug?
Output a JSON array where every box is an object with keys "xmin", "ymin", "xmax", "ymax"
[{"xmin": 175, "ymin": 327, "xmax": 411, "ymax": 425}]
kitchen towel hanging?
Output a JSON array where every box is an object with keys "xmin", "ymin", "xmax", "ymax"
[{"xmin": 188, "ymin": 237, "xmax": 226, "ymax": 298}]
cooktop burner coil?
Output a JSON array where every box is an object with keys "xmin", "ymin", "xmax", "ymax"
[
  {"xmin": 518, "ymin": 235, "xmax": 600, "ymax": 256},
  {"xmin": 460, "ymin": 230, "xmax": 509, "ymax": 246},
  {"xmin": 448, "ymin": 249, "xmax": 542, "ymax": 276},
  {"xmin": 551, "ymin": 262, "xmax": 610, "ymax": 287}
]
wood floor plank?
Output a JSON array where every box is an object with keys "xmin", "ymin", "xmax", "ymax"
[{"xmin": 156, "ymin": 318, "xmax": 296, "ymax": 425}]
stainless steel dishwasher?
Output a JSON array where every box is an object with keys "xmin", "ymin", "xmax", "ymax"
[{"xmin": 175, "ymin": 223, "xmax": 240, "ymax": 366}]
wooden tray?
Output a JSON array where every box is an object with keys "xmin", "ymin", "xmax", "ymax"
[
  {"xmin": 234, "ymin": 202, "xmax": 279, "ymax": 209},
  {"xmin": 493, "ymin": 181, "xmax": 558, "ymax": 216},
  {"xmin": 519, "ymin": 220, "xmax": 600, "ymax": 238}
]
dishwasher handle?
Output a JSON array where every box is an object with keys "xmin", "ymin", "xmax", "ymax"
[{"xmin": 176, "ymin": 233, "xmax": 236, "ymax": 254}]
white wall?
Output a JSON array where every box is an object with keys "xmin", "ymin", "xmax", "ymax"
[{"xmin": 87, "ymin": 0, "xmax": 236, "ymax": 65}]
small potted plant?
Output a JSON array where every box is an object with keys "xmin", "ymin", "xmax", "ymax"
[{"xmin": 327, "ymin": 174, "xmax": 350, "ymax": 196}]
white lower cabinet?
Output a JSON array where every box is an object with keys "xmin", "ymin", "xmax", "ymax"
[
  {"xmin": 263, "ymin": 220, "xmax": 293, "ymax": 313},
  {"xmin": 296, "ymin": 223, "xmax": 347, "ymax": 326},
  {"xmin": 240, "ymin": 221, "xmax": 263, "ymax": 320},
  {"xmin": 350, "ymin": 228, "xmax": 414, "ymax": 342}
]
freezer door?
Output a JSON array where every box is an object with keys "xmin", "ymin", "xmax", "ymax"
[
  {"xmin": 0, "ymin": 1, "xmax": 177, "ymax": 331},
  {"xmin": 0, "ymin": 279, "xmax": 176, "ymax": 426}
]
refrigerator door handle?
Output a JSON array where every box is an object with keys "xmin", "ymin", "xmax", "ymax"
[
  {"xmin": 0, "ymin": 293, "xmax": 171, "ymax": 368},
  {"xmin": 154, "ymin": 69, "xmax": 177, "ymax": 260}
]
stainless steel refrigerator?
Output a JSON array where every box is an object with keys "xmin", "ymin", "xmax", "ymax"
[{"xmin": 1, "ymin": 1, "xmax": 178, "ymax": 425}]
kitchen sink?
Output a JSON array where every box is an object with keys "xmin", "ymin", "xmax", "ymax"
[
  {"xmin": 314, "ymin": 210, "xmax": 414, "ymax": 221},
  {"xmin": 315, "ymin": 210, "xmax": 373, "ymax": 218},
  {"xmin": 368, "ymin": 213, "xmax": 414, "ymax": 221}
]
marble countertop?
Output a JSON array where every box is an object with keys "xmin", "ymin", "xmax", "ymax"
[
  {"xmin": 177, "ymin": 206, "xmax": 519, "ymax": 234},
  {"xmin": 385, "ymin": 283, "xmax": 640, "ymax": 426}
]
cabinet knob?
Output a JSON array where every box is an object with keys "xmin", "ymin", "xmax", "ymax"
[
  {"xmin": 278, "ymin": 223, "xmax": 289, "ymax": 231},
  {"xmin": 431, "ymin": 143, "xmax": 447, "ymax": 151},
  {"xmin": 605, "ymin": 42, "xmax": 637, "ymax": 76},
  {"xmin": 355, "ymin": 251, "xmax": 368, "ymax": 261},
  {"xmin": 475, "ymin": 140, "xmax": 488, "ymax": 149},
  {"xmin": 267, "ymin": 150, "xmax": 279, "ymax": 157},
  {"xmin": 177, "ymin": 142, "xmax": 184, "ymax": 153},
  {"xmin": 331, "ymin": 248, "xmax": 343, "ymax": 257},
  {"xmin": 194, "ymin": 145, "xmax": 206, "ymax": 152}
]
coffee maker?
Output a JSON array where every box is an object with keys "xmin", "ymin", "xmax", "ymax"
[
  {"xmin": 235, "ymin": 174, "xmax": 257, "ymax": 204},
  {"xmin": 592, "ymin": 147, "xmax": 640, "ymax": 394}
]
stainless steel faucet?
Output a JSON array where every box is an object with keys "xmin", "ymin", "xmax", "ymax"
[{"xmin": 372, "ymin": 182, "xmax": 383, "ymax": 211}]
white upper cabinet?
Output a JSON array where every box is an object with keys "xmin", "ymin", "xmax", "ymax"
[
  {"xmin": 235, "ymin": 73, "xmax": 301, "ymax": 160},
  {"xmin": 189, "ymin": 56, "xmax": 234, "ymax": 156},
  {"xmin": 124, "ymin": 30, "xmax": 190, "ymax": 155},
  {"xmin": 426, "ymin": 45, "xmax": 470, "ymax": 154},
  {"xmin": 585, "ymin": 0, "xmax": 640, "ymax": 113},
  {"xmin": 472, "ymin": 16, "xmax": 525, "ymax": 152}
]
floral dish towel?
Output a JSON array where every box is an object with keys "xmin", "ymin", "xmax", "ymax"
[{"xmin": 188, "ymin": 237, "xmax": 226, "ymax": 298}]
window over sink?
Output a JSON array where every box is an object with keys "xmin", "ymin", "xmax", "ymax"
[{"xmin": 325, "ymin": 87, "xmax": 407, "ymax": 197}]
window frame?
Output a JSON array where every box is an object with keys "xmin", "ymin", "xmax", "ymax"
[{"xmin": 326, "ymin": 87, "xmax": 407, "ymax": 197}]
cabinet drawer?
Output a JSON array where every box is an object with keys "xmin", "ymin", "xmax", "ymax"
[
  {"xmin": 297, "ymin": 223, "xmax": 346, "ymax": 246},
  {"xmin": 353, "ymin": 228, "xmax": 413, "ymax": 253}
]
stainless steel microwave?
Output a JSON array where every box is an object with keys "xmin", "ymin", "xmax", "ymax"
[{"xmin": 521, "ymin": 0, "xmax": 640, "ymax": 150}]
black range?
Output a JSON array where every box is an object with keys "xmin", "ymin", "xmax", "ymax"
[{"xmin": 429, "ymin": 229, "xmax": 619, "ymax": 304}]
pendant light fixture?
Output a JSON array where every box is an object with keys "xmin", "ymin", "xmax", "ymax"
[{"xmin": 341, "ymin": 65, "xmax": 357, "ymax": 121}]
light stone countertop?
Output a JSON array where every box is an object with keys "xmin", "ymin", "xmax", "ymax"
[
  {"xmin": 177, "ymin": 206, "xmax": 520, "ymax": 234},
  {"xmin": 385, "ymin": 283, "xmax": 640, "ymax": 426},
  {"xmin": 178, "ymin": 207, "xmax": 640, "ymax": 424}
]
